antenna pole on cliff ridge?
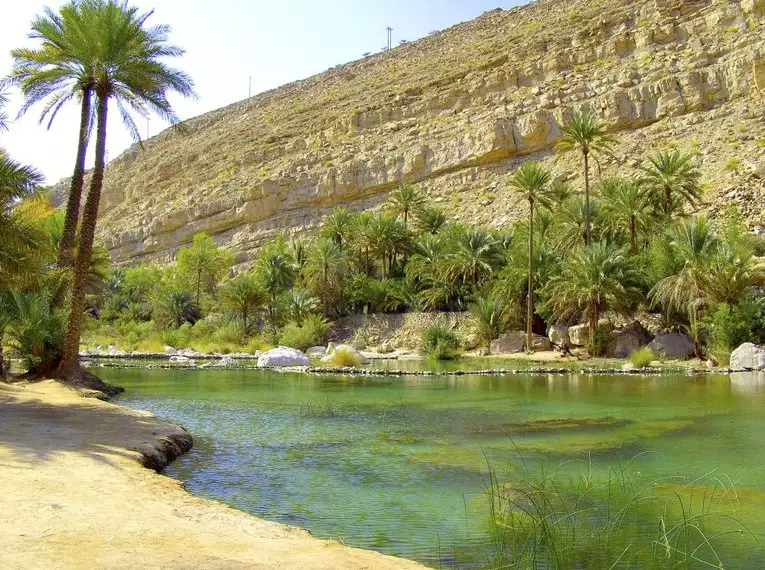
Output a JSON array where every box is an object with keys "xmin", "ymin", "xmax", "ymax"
[
  {"xmin": 386, "ymin": 27, "xmax": 393, "ymax": 50},
  {"xmin": 248, "ymin": 76, "xmax": 252, "ymax": 98}
]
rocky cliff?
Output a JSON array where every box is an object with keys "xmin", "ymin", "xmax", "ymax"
[{"xmin": 66, "ymin": 0, "xmax": 765, "ymax": 264}]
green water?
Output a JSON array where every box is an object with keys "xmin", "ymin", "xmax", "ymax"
[{"xmin": 105, "ymin": 368, "xmax": 765, "ymax": 568}]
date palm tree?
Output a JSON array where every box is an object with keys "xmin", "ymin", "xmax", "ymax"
[
  {"xmin": 320, "ymin": 207, "xmax": 352, "ymax": 250},
  {"xmin": 649, "ymin": 217, "xmax": 719, "ymax": 358},
  {"xmin": 639, "ymin": 150, "xmax": 701, "ymax": 220},
  {"xmin": 414, "ymin": 206, "xmax": 447, "ymax": 234},
  {"xmin": 220, "ymin": 272, "xmax": 267, "ymax": 336},
  {"xmin": 8, "ymin": 1, "xmax": 98, "ymax": 268},
  {"xmin": 545, "ymin": 243, "xmax": 643, "ymax": 354},
  {"xmin": 509, "ymin": 162, "xmax": 552, "ymax": 351},
  {"xmin": 599, "ymin": 178, "xmax": 651, "ymax": 252},
  {"xmin": 387, "ymin": 184, "xmax": 425, "ymax": 228},
  {"xmin": 305, "ymin": 238, "xmax": 347, "ymax": 317},
  {"xmin": 469, "ymin": 295, "xmax": 511, "ymax": 354},
  {"xmin": 56, "ymin": 0, "xmax": 195, "ymax": 380},
  {"xmin": 556, "ymin": 111, "xmax": 617, "ymax": 245},
  {"xmin": 445, "ymin": 225, "xmax": 500, "ymax": 289}
]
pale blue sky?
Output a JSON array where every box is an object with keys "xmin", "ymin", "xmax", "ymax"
[{"xmin": 0, "ymin": 1, "xmax": 524, "ymax": 184}]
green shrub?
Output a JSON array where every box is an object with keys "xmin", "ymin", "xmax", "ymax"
[
  {"xmin": 212, "ymin": 321, "xmax": 244, "ymax": 345},
  {"xmin": 329, "ymin": 346, "xmax": 362, "ymax": 367},
  {"xmin": 420, "ymin": 324, "xmax": 460, "ymax": 360},
  {"xmin": 5, "ymin": 290, "xmax": 65, "ymax": 374},
  {"xmin": 705, "ymin": 300, "xmax": 765, "ymax": 364},
  {"xmin": 587, "ymin": 327, "xmax": 611, "ymax": 357},
  {"xmin": 629, "ymin": 347, "xmax": 654, "ymax": 368},
  {"xmin": 279, "ymin": 322, "xmax": 320, "ymax": 351}
]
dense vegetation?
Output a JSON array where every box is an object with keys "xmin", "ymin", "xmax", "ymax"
[{"xmin": 2, "ymin": 3, "xmax": 765, "ymax": 378}]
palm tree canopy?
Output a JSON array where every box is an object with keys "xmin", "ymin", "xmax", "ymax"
[
  {"xmin": 509, "ymin": 162, "xmax": 552, "ymax": 206},
  {"xmin": 556, "ymin": 110, "xmax": 618, "ymax": 157},
  {"xmin": 638, "ymin": 150, "xmax": 702, "ymax": 217},
  {"xmin": 386, "ymin": 184, "xmax": 425, "ymax": 223}
]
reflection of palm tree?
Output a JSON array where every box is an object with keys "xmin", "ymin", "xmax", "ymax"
[
  {"xmin": 557, "ymin": 111, "xmax": 617, "ymax": 245},
  {"xmin": 57, "ymin": 1, "xmax": 195, "ymax": 380}
]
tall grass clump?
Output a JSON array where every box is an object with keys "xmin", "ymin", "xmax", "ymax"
[
  {"xmin": 420, "ymin": 324, "xmax": 460, "ymax": 360},
  {"xmin": 629, "ymin": 347, "xmax": 654, "ymax": 368},
  {"xmin": 482, "ymin": 451, "xmax": 761, "ymax": 569},
  {"xmin": 329, "ymin": 346, "xmax": 362, "ymax": 367}
]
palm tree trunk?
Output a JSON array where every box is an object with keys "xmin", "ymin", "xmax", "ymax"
[
  {"xmin": 629, "ymin": 216, "xmax": 637, "ymax": 252},
  {"xmin": 692, "ymin": 306, "xmax": 703, "ymax": 359},
  {"xmin": 0, "ymin": 342, "xmax": 6, "ymax": 380},
  {"xmin": 195, "ymin": 266, "xmax": 202, "ymax": 306},
  {"xmin": 57, "ymin": 89, "xmax": 92, "ymax": 269},
  {"xmin": 56, "ymin": 94, "xmax": 109, "ymax": 380},
  {"xmin": 242, "ymin": 306, "xmax": 248, "ymax": 336},
  {"xmin": 583, "ymin": 150, "xmax": 591, "ymax": 246},
  {"xmin": 527, "ymin": 198, "xmax": 534, "ymax": 353}
]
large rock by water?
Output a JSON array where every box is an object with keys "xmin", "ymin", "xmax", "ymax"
[
  {"xmin": 609, "ymin": 321, "xmax": 654, "ymax": 358},
  {"xmin": 647, "ymin": 332, "xmax": 695, "ymax": 360},
  {"xmin": 257, "ymin": 347, "xmax": 310, "ymax": 368},
  {"xmin": 730, "ymin": 343, "xmax": 765, "ymax": 370},
  {"xmin": 548, "ymin": 324, "xmax": 569, "ymax": 346},
  {"xmin": 490, "ymin": 332, "xmax": 526, "ymax": 354}
]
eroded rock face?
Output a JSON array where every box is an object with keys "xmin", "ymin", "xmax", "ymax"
[
  {"xmin": 257, "ymin": 347, "xmax": 310, "ymax": 367},
  {"xmin": 730, "ymin": 343, "xmax": 765, "ymax": 370},
  {"xmin": 72, "ymin": 0, "xmax": 765, "ymax": 265}
]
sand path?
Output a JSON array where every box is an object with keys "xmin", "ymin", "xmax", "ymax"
[{"xmin": 0, "ymin": 381, "xmax": 425, "ymax": 569}]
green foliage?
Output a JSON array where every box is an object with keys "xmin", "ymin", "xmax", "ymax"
[
  {"xmin": 5, "ymin": 288, "xmax": 64, "ymax": 374},
  {"xmin": 420, "ymin": 324, "xmax": 460, "ymax": 360},
  {"xmin": 469, "ymin": 296, "xmax": 511, "ymax": 352},
  {"xmin": 629, "ymin": 347, "xmax": 654, "ymax": 368},
  {"xmin": 279, "ymin": 314, "xmax": 331, "ymax": 351},
  {"xmin": 177, "ymin": 233, "xmax": 234, "ymax": 305},
  {"xmin": 220, "ymin": 271, "xmax": 266, "ymax": 335},
  {"xmin": 152, "ymin": 288, "xmax": 201, "ymax": 329},
  {"xmin": 705, "ymin": 300, "xmax": 765, "ymax": 364}
]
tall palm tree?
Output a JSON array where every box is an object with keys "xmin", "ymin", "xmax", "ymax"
[
  {"xmin": 257, "ymin": 249, "xmax": 296, "ymax": 325},
  {"xmin": 56, "ymin": 0, "xmax": 196, "ymax": 380},
  {"xmin": 387, "ymin": 184, "xmax": 425, "ymax": 228},
  {"xmin": 509, "ymin": 162, "xmax": 552, "ymax": 351},
  {"xmin": 8, "ymin": 2, "xmax": 99, "ymax": 268},
  {"xmin": 599, "ymin": 178, "xmax": 651, "ymax": 252},
  {"xmin": 556, "ymin": 111, "xmax": 617, "ymax": 245},
  {"xmin": 649, "ymin": 217, "xmax": 719, "ymax": 357},
  {"xmin": 305, "ymin": 238, "xmax": 347, "ymax": 317},
  {"xmin": 445, "ymin": 225, "xmax": 500, "ymax": 289},
  {"xmin": 639, "ymin": 150, "xmax": 701, "ymax": 219},
  {"xmin": 414, "ymin": 206, "xmax": 447, "ymax": 234},
  {"xmin": 371, "ymin": 214, "xmax": 412, "ymax": 278},
  {"xmin": 545, "ymin": 243, "xmax": 643, "ymax": 354}
]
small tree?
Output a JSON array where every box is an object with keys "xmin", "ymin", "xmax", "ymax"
[
  {"xmin": 177, "ymin": 233, "xmax": 233, "ymax": 306},
  {"xmin": 220, "ymin": 272, "xmax": 266, "ymax": 335},
  {"xmin": 387, "ymin": 184, "xmax": 425, "ymax": 228},
  {"xmin": 639, "ymin": 150, "xmax": 701, "ymax": 220}
]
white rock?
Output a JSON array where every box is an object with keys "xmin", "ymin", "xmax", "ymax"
[
  {"xmin": 306, "ymin": 346, "xmax": 327, "ymax": 358},
  {"xmin": 169, "ymin": 356, "xmax": 191, "ymax": 364},
  {"xmin": 568, "ymin": 324, "xmax": 589, "ymax": 347},
  {"xmin": 164, "ymin": 346, "xmax": 178, "ymax": 355},
  {"xmin": 548, "ymin": 324, "xmax": 570, "ymax": 346},
  {"xmin": 257, "ymin": 347, "xmax": 310, "ymax": 368},
  {"xmin": 730, "ymin": 343, "xmax": 765, "ymax": 370}
]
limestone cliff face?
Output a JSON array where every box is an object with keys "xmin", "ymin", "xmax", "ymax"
[{"xmin": 76, "ymin": 0, "xmax": 765, "ymax": 264}]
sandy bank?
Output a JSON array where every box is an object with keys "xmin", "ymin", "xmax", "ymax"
[{"xmin": 0, "ymin": 380, "xmax": 425, "ymax": 569}]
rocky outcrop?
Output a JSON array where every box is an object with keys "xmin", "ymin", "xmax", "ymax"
[
  {"xmin": 80, "ymin": 0, "xmax": 765, "ymax": 265},
  {"xmin": 257, "ymin": 347, "xmax": 310, "ymax": 367},
  {"xmin": 609, "ymin": 321, "xmax": 654, "ymax": 358},
  {"xmin": 647, "ymin": 332, "xmax": 696, "ymax": 360},
  {"xmin": 730, "ymin": 342, "xmax": 765, "ymax": 370},
  {"xmin": 491, "ymin": 332, "xmax": 526, "ymax": 354}
]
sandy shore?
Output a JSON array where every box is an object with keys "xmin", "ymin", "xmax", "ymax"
[{"xmin": 0, "ymin": 380, "xmax": 425, "ymax": 569}]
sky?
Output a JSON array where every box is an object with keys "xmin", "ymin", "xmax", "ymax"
[{"xmin": 0, "ymin": 0, "xmax": 524, "ymax": 185}]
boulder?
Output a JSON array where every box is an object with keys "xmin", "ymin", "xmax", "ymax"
[
  {"xmin": 609, "ymin": 321, "xmax": 653, "ymax": 358},
  {"xmin": 531, "ymin": 334, "xmax": 552, "ymax": 351},
  {"xmin": 730, "ymin": 343, "xmax": 765, "ymax": 370},
  {"xmin": 490, "ymin": 332, "xmax": 525, "ymax": 354},
  {"xmin": 548, "ymin": 324, "xmax": 569, "ymax": 346},
  {"xmin": 568, "ymin": 324, "xmax": 589, "ymax": 347},
  {"xmin": 170, "ymin": 355, "xmax": 196, "ymax": 366},
  {"xmin": 647, "ymin": 332, "xmax": 695, "ymax": 360},
  {"xmin": 178, "ymin": 348, "xmax": 202, "ymax": 358},
  {"xmin": 106, "ymin": 346, "xmax": 127, "ymax": 357},
  {"xmin": 305, "ymin": 346, "xmax": 327, "ymax": 358},
  {"xmin": 164, "ymin": 346, "xmax": 178, "ymax": 355},
  {"xmin": 257, "ymin": 347, "xmax": 310, "ymax": 368}
]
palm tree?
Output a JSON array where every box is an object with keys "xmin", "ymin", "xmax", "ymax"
[
  {"xmin": 469, "ymin": 296, "xmax": 511, "ymax": 354},
  {"xmin": 320, "ymin": 207, "xmax": 352, "ymax": 249},
  {"xmin": 281, "ymin": 288, "xmax": 318, "ymax": 326},
  {"xmin": 56, "ymin": 0, "xmax": 195, "ymax": 380},
  {"xmin": 257, "ymin": 249, "xmax": 296, "ymax": 325},
  {"xmin": 649, "ymin": 217, "xmax": 719, "ymax": 357},
  {"xmin": 599, "ymin": 178, "xmax": 651, "ymax": 252},
  {"xmin": 304, "ymin": 238, "xmax": 347, "ymax": 317},
  {"xmin": 387, "ymin": 184, "xmax": 425, "ymax": 227},
  {"xmin": 288, "ymin": 237, "xmax": 310, "ymax": 284},
  {"xmin": 152, "ymin": 289, "xmax": 200, "ymax": 329},
  {"xmin": 371, "ymin": 214, "xmax": 412, "ymax": 278},
  {"xmin": 176, "ymin": 233, "xmax": 233, "ymax": 305},
  {"xmin": 639, "ymin": 150, "xmax": 701, "ymax": 219},
  {"xmin": 414, "ymin": 206, "xmax": 447, "ymax": 234},
  {"xmin": 703, "ymin": 247, "xmax": 765, "ymax": 307},
  {"xmin": 445, "ymin": 225, "xmax": 500, "ymax": 289},
  {"xmin": 349, "ymin": 211, "xmax": 377, "ymax": 275},
  {"xmin": 556, "ymin": 111, "xmax": 617, "ymax": 245},
  {"xmin": 555, "ymin": 195, "xmax": 601, "ymax": 250},
  {"xmin": 220, "ymin": 272, "xmax": 266, "ymax": 335},
  {"xmin": 8, "ymin": 2, "xmax": 98, "ymax": 268},
  {"xmin": 545, "ymin": 243, "xmax": 643, "ymax": 354},
  {"xmin": 509, "ymin": 162, "xmax": 552, "ymax": 351}
]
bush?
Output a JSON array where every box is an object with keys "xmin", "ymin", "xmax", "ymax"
[
  {"xmin": 420, "ymin": 324, "xmax": 460, "ymax": 360},
  {"xmin": 629, "ymin": 347, "xmax": 654, "ymax": 368},
  {"xmin": 329, "ymin": 346, "xmax": 362, "ymax": 367},
  {"xmin": 705, "ymin": 300, "xmax": 765, "ymax": 364},
  {"xmin": 279, "ymin": 322, "xmax": 321, "ymax": 351},
  {"xmin": 588, "ymin": 327, "xmax": 611, "ymax": 357}
]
